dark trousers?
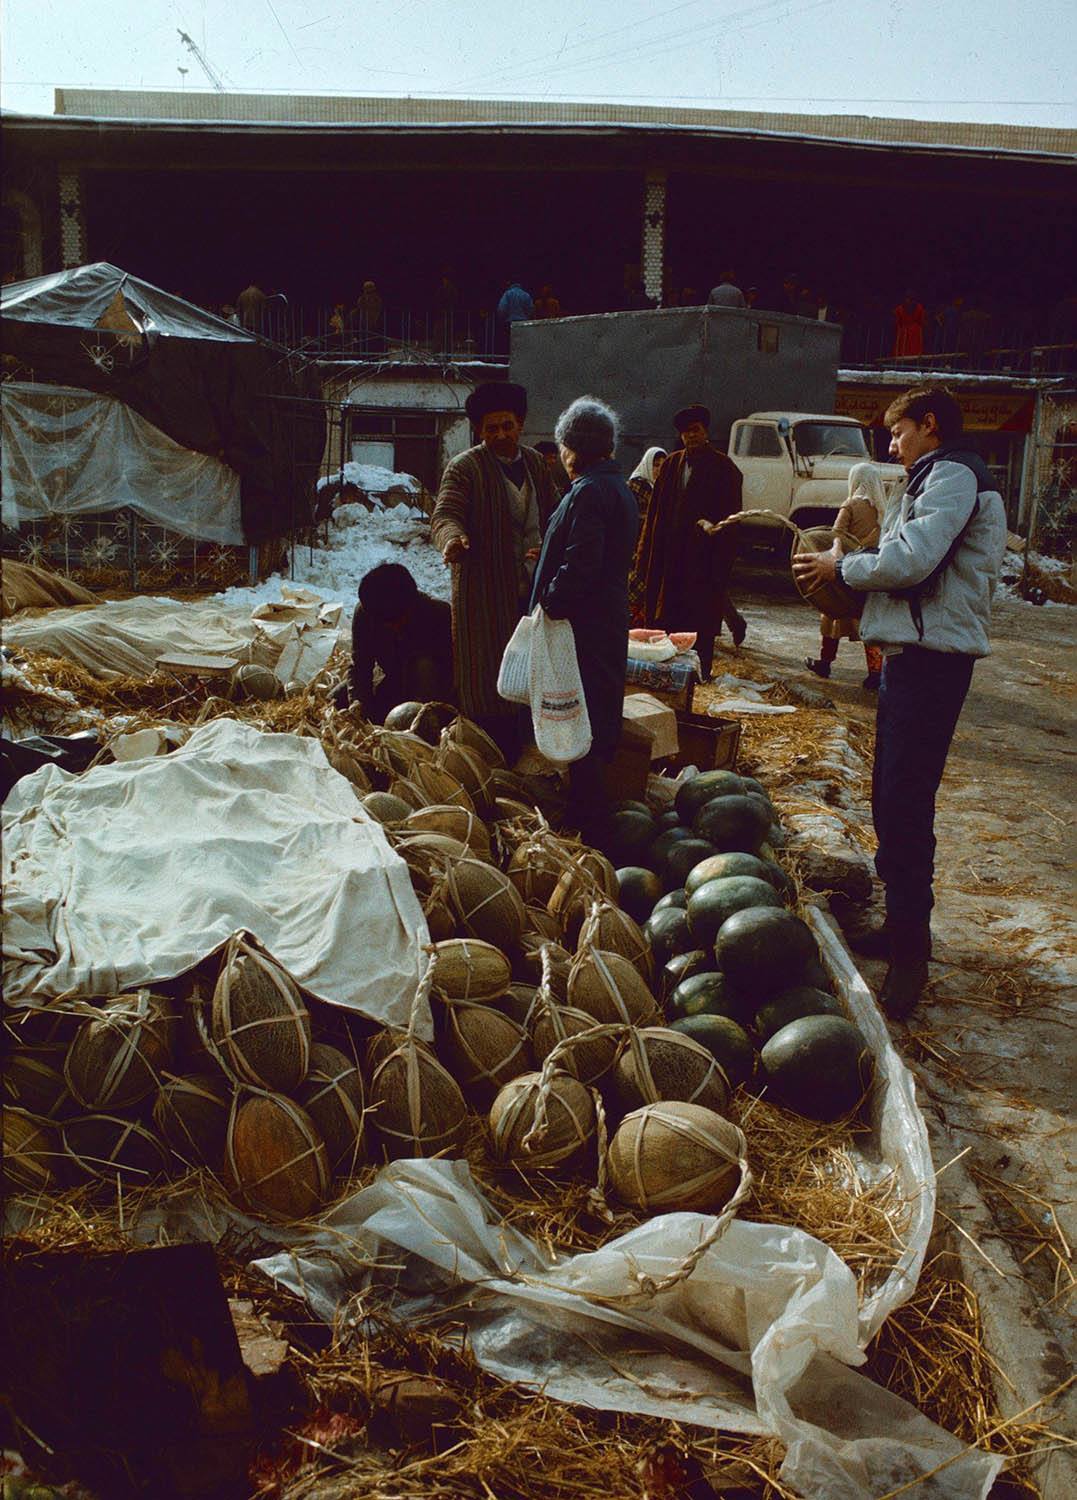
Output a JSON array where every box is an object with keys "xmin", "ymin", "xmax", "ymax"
[
  {"xmin": 695, "ymin": 554, "xmax": 744, "ymax": 679},
  {"xmin": 565, "ymin": 748, "xmax": 613, "ymax": 847},
  {"xmin": 872, "ymin": 646, "xmax": 974, "ymax": 926}
]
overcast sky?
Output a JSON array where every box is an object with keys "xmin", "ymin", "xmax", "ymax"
[{"xmin": 2, "ymin": 0, "xmax": 1074, "ymax": 128}]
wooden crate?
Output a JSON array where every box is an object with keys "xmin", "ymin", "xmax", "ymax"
[{"xmin": 664, "ymin": 711, "xmax": 741, "ymax": 773}]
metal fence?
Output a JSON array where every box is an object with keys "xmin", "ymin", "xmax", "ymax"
[{"xmin": 1025, "ymin": 391, "xmax": 1077, "ymax": 561}]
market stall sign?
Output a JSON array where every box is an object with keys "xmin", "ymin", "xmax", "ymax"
[{"xmin": 836, "ymin": 388, "xmax": 1035, "ymax": 432}]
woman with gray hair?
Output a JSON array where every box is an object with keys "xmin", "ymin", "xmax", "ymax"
[{"xmin": 528, "ymin": 396, "xmax": 640, "ymax": 841}]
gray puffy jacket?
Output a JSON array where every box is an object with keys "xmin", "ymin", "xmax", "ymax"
[{"xmin": 839, "ymin": 451, "xmax": 1007, "ymax": 657}]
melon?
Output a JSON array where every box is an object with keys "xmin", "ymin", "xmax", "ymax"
[
  {"xmin": 369, "ymin": 1039, "xmax": 468, "ymax": 1159},
  {"xmin": 693, "ymin": 795, "xmax": 772, "ymax": 854},
  {"xmin": 64, "ymin": 991, "xmax": 178, "ymax": 1112},
  {"xmin": 567, "ymin": 949, "xmax": 661, "ymax": 1028},
  {"xmin": 613, "ymin": 799, "xmax": 652, "ymax": 817},
  {"xmin": 508, "ymin": 838, "xmax": 572, "ymax": 907},
  {"xmin": 653, "ymin": 809, "xmax": 682, "ymax": 833},
  {"xmin": 758, "ymin": 858, "xmax": 796, "ymax": 901},
  {"xmin": 608, "ymin": 1101, "xmax": 746, "ymax": 1213},
  {"xmin": 297, "ymin": 1043, "xmax": 366, "ymax": 1173},
  {"xmin": 615, "ymin": 866, "xmax": 662, "ymax": 925},
  {"xmin": 745, "ymin": 789, "xmax": 777, "ymax": 825},
  {"xmin": 652, "ymin": 887, "xmax": 688, "ymax": 913},
  {"xmin": 3, "ymin": 1045, "xmax": 74, "ymax": 1118},
  {"xmin": 383, "ymin": 700, "xmax": 425, "ymax": 732},
  {"xmin": 361, "ymin": 791, "xmax": 415, "ymax": 826},
  {"xmin": 739, "ymin": 775, "xmax": 768, "ymax": 799},
  {"xmin": 440, "ymin": 1000, "xmax": 532, "ymax": 1105},
  {"xmin": 684, "ymin": 852, "xmax": 771, "ymax": 896},
  {"xmin": 211, "ymin": 939, "xmax": 311, "ymax": 1092},
  {"xmin": 153, "ymin": 1072, "xmax": 230, "ymax": 1168},
  {"xmin": 529, "ymin": 1001, "xmax": 620, "ymax": 1085},
  {"xmin": 513, "ymin": 939, "xmax": 571, "ymax": 1000},
  {"xmin": 799, "ymin": 957, "xmax": 834, "ymax": 994},
  {"xmin": 430, "ymin": 938, "xmax": 512, "ymax": 1002},
  {"xmin": 523, "ymin": 906, "xmax": 561, "ymax": 942},
  {"xmin": 715, "ymin": 908, "xmax": 818, "ymax": 997},
  {"xmin": 754, "ymin": 986, "xmax": 843, "ymax": 1042},
  {"xmin": 494, "ymin": 983, "xmax": 540, "ymax": 1028},
  {"xmin": 437, "ymin": 742, "xmax": 495, "ymax": 811},
  {"xmin": 643, "ymin": 906, "xmax": 692, "ymax": 967},
  {"xmin": 577, "ymin": 900, "xmax": 653, "ymax": 983},
  {"xmin": 230, "ymin": 662, "xmax": 282, "ymax": 701},
  {"xmin": 226, "ymin": 1093, "xmax": 331, "ymax": 1220},
  {"xmin": 612, "ymin": 1027, "xmax": 731, "ymax": 1115},
  {"xmin": 63, "ymin": 1114, "xmax": 169, "ymax": 1185},
  {"xmin": 660, "ymin": 949, "xmax": 709, "ymax": 1000},
  {"xmin": 445, "ymin": 858, "xmax": 526, "ymax": 949},
  {"xmin": 3, "ymin": 1107, "xmax": 60, "ymax": 1192},
  {"xmin": 442, "ymin": 715, "xmax": 507, "ymax": 769},
  {"xmin": 760, "ymin": 1015, "xmax": 873, "ymax": 1121},
  {"xmin": 668, "ymin": 1015, "xmax": 755, "ymax": 1090},
  {"xmin": 404, "ymin": 805, "xmax": 492, "ymax": 860},
  {"xmin": 646, "ymin": 826, "xmax": 695, "ymax": 875},
  {"xmin": 364, "ymin": 1027, "xmax": 436, "ymax": 1075},
  {"xmin": 410, "ymin": 701, "xmax": 458, "ymax": 746},
  {"xmin": 661, "ymin": 838, "xmax": 719, "ymax": 892},
  {"xmin": 325, "ymin": 741, "xmax": 373, "ymax": 792},
  {"xmin": 686, "ymin": 875, "xmax": 782, "ymax": 949},
  {"xmin": 411, "ymin": 760, "xmax": 475, "ymax": 811},
  {"xmin": 489, "ymin": 1071, "xmax": 595, "ymax": 1173},
  {"xmin": 668, "ymin": 971, "xmax": 752, "ymax": 1027},
  {"xmin": 674, "ymin": 770, "xmax": 744, "ymax": 825},
  {"xmin": 604, "ymin": 809, "xmax": 657, "ymax": 868}
]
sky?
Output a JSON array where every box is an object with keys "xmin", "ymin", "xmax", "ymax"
[{"xmin": 1, "ymin": 0, "xmax": 1075, "ymax": 129}]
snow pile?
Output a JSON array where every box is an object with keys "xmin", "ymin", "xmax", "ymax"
[
  {"xmin": 216, "ymin": 502, "xmax": 450, "ymax": 612},
  {"xmin": 317, "ymin": 462, "xmax": 422, "ymax": 498},
  {"xmin": 998, "ymin": 548, "xmax": 1073, "ymax": 608}
]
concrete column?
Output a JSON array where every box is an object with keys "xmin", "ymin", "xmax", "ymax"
[
  {"xmin": 57, "ymin": 167, "xmax": 87, "ymax": 267},
  {"xmin": 641, "ymin": 168, "xmax": 667, "ymax": 307}
]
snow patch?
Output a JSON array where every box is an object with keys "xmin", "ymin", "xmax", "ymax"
[{"xmin": 317, "ymin": 462, "xmax": 422, "ymax": 496}]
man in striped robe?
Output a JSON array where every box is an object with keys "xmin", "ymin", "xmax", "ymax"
[{"xmin": 431, "ymin": 382, "xmax": 559, "ymax": 753}]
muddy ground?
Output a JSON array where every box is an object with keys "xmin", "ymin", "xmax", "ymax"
[{"xmin": 693, "ymin": 554, "xmax": 1076, "ymax": 1482}]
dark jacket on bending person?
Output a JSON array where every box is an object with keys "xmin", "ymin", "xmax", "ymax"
[
  {"xmin": 528, "ymin": 459, "xmax": 639, "ymax": 757},
  {"xmin": 349, "ymin": 572, "xmax": 454, "ymax": 718}
]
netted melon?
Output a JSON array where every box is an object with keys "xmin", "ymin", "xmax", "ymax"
[
  {"xmin": 153, "ymin": 1071, "xmax": 230, "ymax": 1168},
  {"xmin": 488, "ymin": 1071, "xmax": 594, "ymax": 1174},
  {"xmin": 3, "ymin": 1107, "xmax": 60, "ymax": 1192},
  {"xmin": 439, "ymin": 1000, "xmax": 532, "ymax": 1104},
  {"xmin": 211, "ymin": 936, "xmax": 311, "ymax": 1092},
  {"xmin": 225, "ymin": 1093, "xmax": 331, "ymax": 1221},
  {"xmin": 430, "ymin": 938, "xmax": 512, "ymax": 1002},
  {"xmin": 404, "ymin": 805, "xmax": 492, "ymax": 860},
  {"xmin": 64, "ymin": 991, "xmax": 178, "ymax": 1112},
  {"xmin": 444, "ymin": 858, "xmax": 526, "ymax": 949},
  {"xmin": 297, "ymin": 1042, "xmax": 366, "ymax": 1173},
  {"xmin": 528, "ymin": 1002, "xmax": 620, "ymax": 1086},
  {"xmin": 369, "ymin": 1037, "xmax": 467, "ymax": 1159},
  {"xmin": 567, "ymin": 949, "xmax": 661, "ymax": 1028},
  {"xmin": 608, "ymin": 1101, "xmax": 746, "ymax": 1214},
  {"xmin": 63, "ymin": 1113, "xmax": 169, "ymax": 1186},
  {"xmin": 612, "ymin": 1027, "xmax": 730, "ymax": 1115}
]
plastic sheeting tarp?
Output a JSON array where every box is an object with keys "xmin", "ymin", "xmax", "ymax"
[
  {"xmin": 1, "ymin": 382, "xmax": 244, "ymax": 544},
  {"xmin": 251, "ymin": 913, "xmax": 1001, "ymax": 1500},
  {"xmin": 1, "ymin": 262, "xmax": 255, "ymax": 343},
  {"xmin": 2, "ymin": 718, "xmax": 429, "ymax": 1031}
]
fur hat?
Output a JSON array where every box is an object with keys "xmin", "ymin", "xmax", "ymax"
[
  {"xmin": 465, "ymin": 381, "xmax": 528, "ymax": 425},
  {"xmin": 673, "ymin": 404, "xmax": 711, "ymax": 432}
]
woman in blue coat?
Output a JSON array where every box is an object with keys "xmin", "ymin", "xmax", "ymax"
[{"xmin": 529, "ymin": 396, "xmax": 639, "ymax": 842}]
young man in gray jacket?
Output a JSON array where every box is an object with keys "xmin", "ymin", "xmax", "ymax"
[{"xmin": 793, "ymin": 386, "xmax": 1007, "ymax": 1018}]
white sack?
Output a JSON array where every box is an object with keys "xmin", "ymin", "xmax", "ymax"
[
  {"xmin": 1, "ymin": 382, "xmax": 243, "ymax": 544},
  {"xmin": 529, "ymin": 607, "xmax": 592, "ymax": 764},
  {"xmin": 2, "ymin": 718, "xmax": 429, "ymax": 1031},
  {"xmin": 496, "ymin": 609, "xmax": 536, "ymax": 705}
]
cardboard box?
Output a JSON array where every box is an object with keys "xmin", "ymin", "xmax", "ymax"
[
  {"xmin": 621, "ymin": 692, "xmax": 679, "ymax": 760},
  {"xmin": 664, "ymin": 711, "xmax": 741, "ymax": 773},
  {"xmin": 603, "ymin": 718, "xmax": 654, "ymax": 803}
]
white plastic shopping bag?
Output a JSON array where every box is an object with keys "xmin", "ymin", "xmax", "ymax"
[
  {"xmin": 528, "ymin": 608, "xmax": 592, "ymax": 764},
  {"xmin": 496, "ymin": 609, "xmax": 536, "ymax": 705}
]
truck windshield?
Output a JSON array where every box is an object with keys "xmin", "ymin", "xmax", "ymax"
[{"xmin": 795, "ymin": 422, "xmax": 869, "ymax": 458}]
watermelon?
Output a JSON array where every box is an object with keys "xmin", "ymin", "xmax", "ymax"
[
  {"xmin": 685, "ymin": 852, "xmax": 771, "ymax": 896},
  {"xmin": 739, "ymin": 775, "xmax": 768, "ymax": 799},
  {"xmin": 616, "ymin": 866, "xmax": 663, "ymax": 926},
  {"xmin": 652, "ymin": 887, "xmax": 688, "ymax": 913},
  {"xmin": 754, "ymin": 986, "xmax": 844, "ymax": 1042},
  {"xmin": 669, "ymin": 1015, "xmax": 755, "ymax": 1091},
  {"xmin": 653, "ymin": 809, "xmax": 682, "ymax": 833},
  {"xmin": 693, "ymin": 795, "xmax": 772, "ymax": 854},
  {"xmin": 647, "ymin": 826, "xmax": 696, "ymax": 874},
  {"xmin": 606, "ymin": 809, "xmax": 657, "ymax": 867},
  {"xmin": 383, "ymin": 701, "xmax": 423, "ymax": 731},
  {"xmin": 644, "ymin": 906, "xmax": 692, "ymax": 967},
  {"xmin": 668, "ymin": 971, "xmax": 752, "ymax": 1027},
  {"xmin": 613, "ymin": 800, "xmax": 652, "ymax": 818},
  {"xmin": 686, "ymin": 876, "xmax": 782, "ymax": 949},
  {"xmin": 799, "ymin": 957, "xmax": 834, "ymax": 994},
  {"xmin": 674, "ymin": 770, "xmax": 744, "ymax": 825},
  {"xmin": 745, "ymin": 790, "xmax": 777, "ymax": 827},
  {"xmin": 760, "ymin": 1015, "xmax": 873, "ymax": 1120},
  {"xmin": 715, "ymin": 908, "xmax": 818, "ymax": 997},
  {"xmin": 759, "ymin": 858, "xmax": 796, "ymax": 901},
  {"xmin": 661, "ymin": 949, "xmax": 709, "ymax": 998},
  {"xmin": 661, "ymin": 838, "xmax": 719, "ymax": 892}
]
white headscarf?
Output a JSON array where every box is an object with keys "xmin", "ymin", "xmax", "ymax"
[
  {"xmin": 629, "ymin": 446, "xmax": 668, "ymax": 486},
  {"xmin": 847, "ymin": 461, "xmax": 890, "ymax": 520}
]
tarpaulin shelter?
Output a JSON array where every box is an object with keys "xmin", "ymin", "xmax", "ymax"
[{"xmin": 1, "ymin": 262, "xmax": 325, "ymax": 543}]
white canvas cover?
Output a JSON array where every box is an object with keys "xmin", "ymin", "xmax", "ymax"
[
  {"xmin": 2, "ymin": 718, "xmax": 429, "ymax": 1031},
  {"xmin": 1, "ymin": 382, "xmax": 244, "ymax": 544},
  {"xmin": 0, "ymin": 262, "xmax": 255, "ymax": 343}
]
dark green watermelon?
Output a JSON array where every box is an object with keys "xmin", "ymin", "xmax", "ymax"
[
  {"xmin": 606, "ymin": 809, "xmax": 657, "ymax": 867},
  {"xmin": 685, "ymin": 852, "xmax": 772, "ymax": 896},
  {"xmin": 760, "ymin": 1015, "xmax": 873, "ymax": 1120},
  {"xmin": 652, "ymin": 887, "xmax": 688, "ymax": 913},
  {"xmin": 647, "ymin": 826, "xmax": 696, "ymax": 875},
  {"xmin": 661, "ymin": 838, "xmax": 719, "ymax": 892},
  {"xmin": 739, "ymin": 775, "xmax": 768, "ymax": 799},
  {"xmin": 644, "ymin": 906, "xmax": 692, "ymax": 967},
  {"xmin": 669, "ymin": 1015, "xmax": 755, "ymax": 1090},
  {"xmin": 613, "ymin": 799, "xmax": 653, "ymax": 818},
  {"xmin": 653, "ymin": 809, "xmax": 683, "ymax": 833},
  {"xmin": 616, "ymin": 866, "xmax": 663, "ymax": 926},
  {"xmin": 661, "ymin": 948, "xmax": 709, "ymax": 998},
  {"xmin": 693, "ymin": 794, "xmax": 772, "ymax": 854},
  {"xmin": 668, "ymin": 970, "xmax": 752, "ymax": 1027},
  {"xmin": 686, "ymin": 876, "xmax": 782, "ymax": 949},
  {"xmin": 754, "ymin": 986, "xmax": 844, "ymax": 1042},
  {"xmin": 715, "ymin": 908, "xmax": 818, "ymax": 996},
  {"xmin": 674, "ymin": 770, "xmax": 745, "ymax": 825},
  {"xmin": 799, "ymin": 957, "xmax": 834, "ymax": 994},
  {"xmin": 759, "ymin": 858, "xmax": 796, "ymax": 902}
]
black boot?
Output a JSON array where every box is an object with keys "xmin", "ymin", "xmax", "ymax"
[
  {"xmin": 805, "ymin": 657, "xmax": 831, "ymax": 679},
  {"xmin": 846, "ymin": 918, "xmax": 891, "ymax": 959},
  {"xmin": 879, "ymin": 921, "xmax": 932, "ymax": 1020}
]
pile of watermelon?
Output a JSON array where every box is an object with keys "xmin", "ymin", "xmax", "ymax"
[{"xmin": 604, "ymin": 771, "xmax": 872, "ymax": 1122}]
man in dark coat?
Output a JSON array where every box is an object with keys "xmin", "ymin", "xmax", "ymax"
[
  {"xmin": 632, "ymin": 403, "xmax": 745, "ymax": 679},
  {"xmin": 529, "ymin": 396, "xmax": 638, "ymax": 842},
  {"xmin": 349, "ymin": 563, "xmax": 454, "ymax": 721}
]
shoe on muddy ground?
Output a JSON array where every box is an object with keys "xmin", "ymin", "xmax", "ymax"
[
  {"xmin": 731, "ymin": 618, "xmax": 747, "ymax": 647},
  {"xmin": 880, "ymin": 958, "xmax": 929, "ymax": 1019},
  {"xmin": 805, "ymin": 657, "xmax": 831, "ymax": 679},
  {"xmin": 846, "ymin": 919, "xmax": 891, "ymax": 959},
  {"xmin": 862, "ymin": 671, "xmax": 881, "ymax": 691}
]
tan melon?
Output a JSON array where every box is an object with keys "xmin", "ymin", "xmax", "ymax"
[
  {"xmin": 404, "ymin": 805, "xmax": 492, "ymax": 860},
  {"xmin": 369, "ymin": 1039, "xmax": 467, "ymax": 1159},
  {"xmin": 230, "ymin": 662, "xmax": 283, "ymax": 701},
  {"xmin": 437, "ymin": 742, "xmax": 494, "ymax": 811},
  {"xmin": 153, "ymin": 1072, "xmax": 231, "ymax": 1168},
  {"xmin": 396, "ymin": 832, "xmax": 470, "ymax": 882},
  {"xmin": 3, "ymin": 1045, "xmax": 74, "ymax": 1118},
  {"xmin": 528, "ymin": 1003, "xmax": 620, "ymax": 1086},
  {"xmin": 495, "ymin": 796, "xmax": 535, "ymax": 822},
  {"xmin": 442, "ymin": 716, "xmax": 507, "ymax": 770},
  {"xmin": 377, "ymin": 728, "xmax": 435, "ymax": 778},
  {"xmin": 547, "ymin": 852, "xmax": 619, "ymax": 944},
  {"xmin": 361, "ymin": 791, "xmax": 415, "ymax": 826},
  {"xmin": 364, "ymin": 1027, "xmax": 437, "ymax": 1076},
  {"xmin": 387, "ymin": 776, "xmax": 426, "ymax": 810},
  {"xmin": 211, "ymin": 936, "xmax": 311, "ymax": 1092},
  {"xmin": 444, "ymin": 858, "xmax": 526, "ymax": 950},
  {"xmin": 411, "ymin": 760, "xmax": 475, "ymax": 811},
  {"xmin": 607, "ymin": 1101, "xmax": 747, "ymax": 1214},
  {"xmin": 408, "ymin": 701, "xmax": 458, "ymax": 746},
  {"xmin": 612, "ymin": 1028, "xmax": 731, "ymax": 1116},
  {"xmin": 225, "ymin": 1093, "xmax": 331, "ymax": 1221},
  {"xmin": 63, "ymin": 1113, "xmax": 170, "ymax": 1185},
  {"xmin": 440, "ymin": 1000, "xmax": 532, "ymax": 1105},
  {"xmin": 488, "ymin": 1071, "xmax": 594, "ymax": 1173},
  {"xmin": 523, "ymin": 907, "xmax": 561, "ymax": 942},
  {"xmin": 567, "ymin": 949, "xmax": 662, "ymax": 1029},
  {"xmin": 513, "ymin": 938, "xmax": 571, "ymax": 999},
  {"xmin": 578, "ymin": 900, "xmax": 654, "ymax": 984},
  {"xmin": 64, "ymin": 991, "xmax": 178, "ymax": 1111},
  {"xmin": 507, "ymin": 840, "xmax": 572, "ymax": 907},
  {"xmin": 3, "ymin": 1107, "xmax": 60, "ymax": 1192},
  {"xmin": 297, "ymin": 1043, "xmax": 366, "ymax": 1174},
  {"xmin": 430, "ymin": 938, "xmax": 512, "ymax": 1002},
  {"xmin": 493, "ymin": 983, "xmax": 540, "ymax": 1028},
  {"xmin": 325, "ymin": 742, "xmax": 372, "ymax": 791}
]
